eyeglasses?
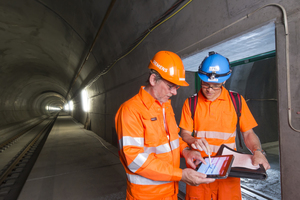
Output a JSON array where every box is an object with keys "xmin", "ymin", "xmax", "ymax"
[
  {"xmin": 162, "ymin": 80, "xmax": 180, "ymax": 91},
  {"xmin": 167, "ymin": 84, "xmax": 180, "ymax": 90},
  {"xmin": 201, "ymin": 83, "xmax": 222, "ymax": 90}
]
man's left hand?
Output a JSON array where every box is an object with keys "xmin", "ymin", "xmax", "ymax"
[{"xmin": 252, "ymin": 151, "xmax": 271, "ymax": 170}]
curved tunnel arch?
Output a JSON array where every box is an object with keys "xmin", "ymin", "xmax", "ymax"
[{"xmin": 0, "ymin": 72, "xmax": 69, "ymax": 126}]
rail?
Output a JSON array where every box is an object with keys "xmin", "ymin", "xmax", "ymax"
[{"xmin": 0, "ymin": 114, "xmax": 58, "ymax": 200}]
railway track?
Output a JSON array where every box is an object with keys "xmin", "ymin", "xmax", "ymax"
[
  {"xmin": 0, "ymin": 115, "xmax": 57, "ymax": 200},
  {"xmin": 241, "ymin": 185, "xmax": 279, "ymax": 200}
]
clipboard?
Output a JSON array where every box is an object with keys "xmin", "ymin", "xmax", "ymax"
[{"xmin": 216, "ymin": 144, "xmax": 267, "ymax": 180}]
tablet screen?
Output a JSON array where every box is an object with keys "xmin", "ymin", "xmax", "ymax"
[{"xmin": 196, "ymin": 155, "xmax": 233, "ymax": 178}]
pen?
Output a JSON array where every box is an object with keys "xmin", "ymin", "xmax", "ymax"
[{"xmin": 208, "ymin": 154, "xmax": 212, "ymax": 166}]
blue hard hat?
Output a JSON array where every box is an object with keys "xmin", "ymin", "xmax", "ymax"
[{"xmin": 198, "ymin": 52, "xmax": 232, "ymax": 83}]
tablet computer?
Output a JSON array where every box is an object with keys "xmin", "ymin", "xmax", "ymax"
[{"xmin": 196, "ymin": 155, "xmax": 234, "ymax": 179}]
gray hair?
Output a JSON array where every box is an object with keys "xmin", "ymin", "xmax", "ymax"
[{"xmin": 146, "ymin": 69, "xmax": 162, "ymax": 84}]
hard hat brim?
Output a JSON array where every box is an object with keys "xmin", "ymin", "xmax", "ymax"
[
  {"xmin": 158, "ymin": 72, "xmax": 189, "ymax": 86},
  {"xmin": 176, "ymin": 80, "xmax": 189, "ymax": 87}
]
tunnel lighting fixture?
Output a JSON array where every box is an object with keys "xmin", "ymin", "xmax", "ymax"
[
  {"xmin": 69, "ymin": 101, "xmax": 74, "ymax": 111},
  {"xmin": 47, "ymin": 106, "xmax": 61, "ymax": 110},
  {"xmin": 81, "ymin": 89, "xmax": 90, "ymax": 112},
  {"xmin": 64, "ymin": 104, "xmax": 70, "ymax": 110},
  {"xmin": 64, "ymin": 101, "xmax": 73, "ymax": 111}
]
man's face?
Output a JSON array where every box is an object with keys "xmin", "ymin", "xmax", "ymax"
[
  {"xmin": 201, "ymin": 81, "xmax": 223, "ymax": 101},
  {"xmin": 153, "ymin": 79, "xmax": 179, "ymax": 103}
]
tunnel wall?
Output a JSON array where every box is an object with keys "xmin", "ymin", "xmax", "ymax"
[
  {"xmin": 70, "ymin": 1, "xmax": 300, "ymax": 199},
  {"xmin": 226, "ymin": 57, "xmax": 278, "ymax": 144}
]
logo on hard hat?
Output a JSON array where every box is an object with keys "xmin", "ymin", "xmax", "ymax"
[
  {"xmin": 153, "ymin": 60, "xmax": 168, "ymax": 73},
  {"xmin": 209, "ymin": 66, "xmax": 220, "ymax": 72}
]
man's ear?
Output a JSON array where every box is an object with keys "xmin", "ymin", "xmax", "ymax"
[
  {"xmin": 149, "ymin": 74, "xmax": 157, "ymax": 86},
  {"xmin": 222, "ymin": 81, "xmax": 226, "ymax": 85}
]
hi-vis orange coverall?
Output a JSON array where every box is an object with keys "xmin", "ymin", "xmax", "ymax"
[
  {"xmin": 179, "ymin": 87, "xmax": 258, "ymax": 200},
  {"xmin": 115, "ymin": 86, "xmax": 189, "ymax": 200}
]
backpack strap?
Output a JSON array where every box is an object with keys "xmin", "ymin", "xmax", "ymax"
[
  {"xmin": 229, "ymin": 91, "xmax": 243, "ymax": 149},
  {"xmin": 188, "ymin": 94, "xmax": 198, "ymax": 137},
  {"xmin": 188, "ymin": 94, "xmax": 198, "ymax": 120}
]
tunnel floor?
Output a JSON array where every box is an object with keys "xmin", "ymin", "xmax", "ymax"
[
  {"xmin": 17, "ymin": 115, "xmax": 280, "ymax": 200},
  {"xmin": 18, "ymin": 115, "xmax": 127, "ymax": 200}
]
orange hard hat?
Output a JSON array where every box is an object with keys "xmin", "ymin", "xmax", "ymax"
[{"xmin": 148, "ymin": 51, "xmax": 189, "ymax": 86}]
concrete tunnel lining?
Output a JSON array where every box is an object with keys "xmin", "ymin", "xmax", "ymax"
[{"xmin": 1, "ymin": 1, "xmax": 300, "ymax": 199}]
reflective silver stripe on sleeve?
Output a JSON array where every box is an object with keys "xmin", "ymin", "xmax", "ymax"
[
  {"xmin": 119, "ymin": 136, "xmax": 144, "ymax": 149},
  {"xmin": 170, "ymin": 138, "xmax": 179, "ymax": 150},
  {"xmin": 128, "ymin": 152, "xmax": 149, "ymax": 173},
  {"xmin": 122, "ymin": 137, "xmax": 178, "ymax": 173},
  {"xmin": 129, "ymin": 141, "xmax": 173, "ymax": 172},
  {"xmin": 127, "ymin": 173, "xmax": 171, "ymax": 185},
  {"xmin": 144, "ymin": 143, "xmax": 171, "ymax": 154}
]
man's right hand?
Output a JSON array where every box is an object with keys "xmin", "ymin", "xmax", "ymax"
[
  {"xmin": 181, "ymin": 168, "xmax": 215, "ymax": 186},
  {"xmin": 181, "ymin": 129, "xmax": 211, "ymax": 155},
  {"xmin": 191, "ymin": 137, "xmax": 211, "ymax": 155}
]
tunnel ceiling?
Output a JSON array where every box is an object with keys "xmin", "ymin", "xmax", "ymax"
[
  {"xmin": 0, "ymin": 0, "xmax": 178, "ymax": 115},
  {"xmin": 0, "ymin": 0, "xmax": 109, "ymax": 109}
]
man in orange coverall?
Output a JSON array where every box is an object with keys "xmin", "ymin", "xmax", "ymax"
[
  {"xmin": 115, "ymin": 51, "xmax": 215, "ymax": 200},
  {"xmin": 180, "ymin": 51, "xmax": 270, "ymax": 200}
]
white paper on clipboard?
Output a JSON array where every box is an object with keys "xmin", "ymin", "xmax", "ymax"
[{"xmin": 221, "ymin": 147, "xmax": 259, "ymax": 170}]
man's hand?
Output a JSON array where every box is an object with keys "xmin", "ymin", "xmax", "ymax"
[
  {"xmin": 191, "ymin": 137, "xmax": 211, "ymax": 155},
  {"xmin": 182, "ymin": 149, "xmax": 206, "ymax": 169},
  {"xmin": 242, "ymin": 129, "xmax": 271, "ymax": 170},
  {"xmin": 181, "ymin": 168, "xmax": 215, "ymax": 186},
  {"xmin": 252, "ymin": 151, "xmax": 271, "ymax": 170},
  {"xmin": 181, "ymin": 129, "xmax": 211, "ymax": 155}
]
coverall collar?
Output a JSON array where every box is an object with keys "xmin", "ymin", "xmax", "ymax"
[{"xmin": 139, "ymin": 86, "xmax": 171, "ymax": 110}]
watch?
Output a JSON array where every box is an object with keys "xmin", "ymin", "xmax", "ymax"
[{"xmin": 253, "ymin": 148, "xmax": 267, "ymax": 156}]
